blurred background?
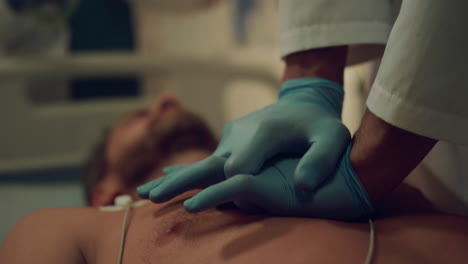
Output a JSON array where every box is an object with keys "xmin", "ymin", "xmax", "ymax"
[{"xmin": 0, "ymin": 0, "xmax": 380, "ymax": 242}]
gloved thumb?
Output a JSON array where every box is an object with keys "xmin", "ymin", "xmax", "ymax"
[
  {"xmin": 294, "ymin": 126, "xmax": 350, "ymax": 191},
  {"xmin": 224, "ymin": 139, "xmax": 276, "ymax": 177}
]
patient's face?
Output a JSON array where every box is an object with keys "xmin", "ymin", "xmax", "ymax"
[
  {"xmin": 91, "ymin": 94, "xmax": 217, "ymax": 206},
  {"xmin": 107, "ymin": 94, "xmax": 183, "ymax": 172}
]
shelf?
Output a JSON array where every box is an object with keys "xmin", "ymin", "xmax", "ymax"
[{"xmin": 0, "ymin": 52, "xmax": 280, "ymax": 87}]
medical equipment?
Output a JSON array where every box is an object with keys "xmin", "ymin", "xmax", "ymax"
[
  {"xmin": 6, "ymin": 0, "xmax": 78, "ymax": 21},
  {"xmin": 117, "ymin": 199, "xmax": 132, "ymax": 264},
  {"xmin": 0, "ymin": 0, "xmax": 77, "ymax": 54},
  {"xmin": 365, "ymin": 218, "xmax": 375, "ymax": 264},
  {"xmin": 100, "ymin": 195, "xmax": 148, "ymax": 264}
]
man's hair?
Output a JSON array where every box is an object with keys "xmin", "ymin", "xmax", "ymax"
[{"xmin": 82, "ymin": 128, "xmax": 111, "ymax": 204}]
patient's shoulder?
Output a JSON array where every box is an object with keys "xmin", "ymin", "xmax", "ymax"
[
  {"xmin": 5, "ymin": 207, "xmax": 96, "ymax": 236},
  {"xmin": 22, "ymin": 206, "xmax": 99, "ymax": 221},
  {"xmin": 0, "ymin": 207, "xmax": 118, "ymax": 264},
  {"xmin": 13, "ymin": 207, "xmax": 107, "ymax": 234},
  {"xmin": 0, "ymin": 207, "xmax": 95, "ymax": 264}
]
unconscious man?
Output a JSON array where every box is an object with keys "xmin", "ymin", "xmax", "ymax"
[{"xmin": 1, "ymin": 94, "xmax": 467, "ymax": 264}]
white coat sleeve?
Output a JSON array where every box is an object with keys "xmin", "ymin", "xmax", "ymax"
[
  {"xmin": 279, "ymin": 0, "xmax": 393, "ymax": 58},
  {"xmin": 367, "ymin": 1, "xmax": 468, "ymax": 145}
]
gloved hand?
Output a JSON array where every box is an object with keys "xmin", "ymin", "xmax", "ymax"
[
  {"xmin": 137, "ymin": 77, "xmax": 351, "ymax": 208},
  {"xmin": 138, "ymin": 77, "xmax": 350, "ymax": 201},
  {"xmin": 138, "ymin": 143, "xmax": 374, "ymax": 220}
]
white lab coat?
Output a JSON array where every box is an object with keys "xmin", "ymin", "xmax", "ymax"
[
  {"xmin": 280, "ymin": 0, "xmax": 468, "ymax": 214},
  {"xmin": 280, "ymin": 0, "xmax": 394, "ymax": 64}
]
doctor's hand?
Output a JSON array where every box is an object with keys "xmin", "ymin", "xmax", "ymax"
[
  {"xmin": 137, "ymin": 77, "xmax": 351, "ymax": 205},
  {"xmin": 138, "ymin": 144, "xmax": 374, "ymax": 221}
]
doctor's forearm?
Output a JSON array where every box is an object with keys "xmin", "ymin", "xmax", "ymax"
[
  {"xmin": 282, "ymin": 46, "xmax": 348, "ymax": 85},
  {"xmin": 350, "ymin": 109, "xmax": 437, "ymax": 204}
]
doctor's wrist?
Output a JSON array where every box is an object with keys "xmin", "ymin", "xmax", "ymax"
[
  {"xmin": 282, "ymin": 46, "xmax": 348, "ymax": 85},
  {"xmin": 349, "ymin": 109, "xmax": 437, "ymax": 204}
]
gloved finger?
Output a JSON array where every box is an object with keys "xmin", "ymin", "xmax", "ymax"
[
  {"xmin": 224, "ymin": 132, "xmax": 281, "ymax": 177},
  {"xmin": 183, "ymin": 174, "xmax": 263, "ymax": 213},
  {"xmin": 294, "ymin": 124, "xmax": 351, "ymax": 191},
  {"xmin": 149, "ymin": 155, "xmax": 226, "ymax": 203},
  {"xmin": 137, "ymin": 177, "xmax": 166, "ymax": 199},
  {"xmin": 137, "ymin": 164, "xmax": 194, "ymax": 198},
  {"xmin": 163, "ymin": 164, "xmax": 192, "ymax": 175}
]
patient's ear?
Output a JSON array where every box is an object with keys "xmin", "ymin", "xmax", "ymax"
[{"xmin": 89, "ymin": 177, "xmax": 125, "ymax": 207}]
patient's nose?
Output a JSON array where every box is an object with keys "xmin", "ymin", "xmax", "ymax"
[{"xmin": 151, "ymin": 93, "xmax": 181, "ymax": 119}]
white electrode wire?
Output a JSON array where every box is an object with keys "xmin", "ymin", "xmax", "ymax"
[
  {"xmin": 364, "ymin": 218, "xmax": 375, "ymax": 264},
  {"xmin": 118, "ymin": 204, "xmax": 132, "ymax": 264}
]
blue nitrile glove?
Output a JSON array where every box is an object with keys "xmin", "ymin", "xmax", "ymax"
[
  {"xmin": 137, "ymin": 77, "xmax": 351, "ymax": 206},
  {"xmin": 138, "ymin": 143, "xmax": 374, "ymax": 221}
]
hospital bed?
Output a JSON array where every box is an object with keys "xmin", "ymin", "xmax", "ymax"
[{"xmin": 0, "ymin": 52, "xmax": 281, "ymax": 172}]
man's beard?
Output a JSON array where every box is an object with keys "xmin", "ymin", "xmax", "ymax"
[
  {"xmin": 147, "ymin": 110, "xmax": 218, "ymax": 157},
  {"xmin": 119, "ymin": 110, "xmax": 218, "ymax": 187}
]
